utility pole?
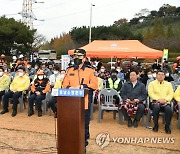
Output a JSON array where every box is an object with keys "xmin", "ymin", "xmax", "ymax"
[{"xmin": 89, "ymin": 3, "xmax": 95, "ymax": 44}]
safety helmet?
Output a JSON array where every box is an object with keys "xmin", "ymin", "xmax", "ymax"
[
  {"xmin": 19, "ymin": 54, "xmax": 24, "ymax": 59},
  {"xmin": 12, "ymin": 56, "xmax": 17, "ymax": 60}
]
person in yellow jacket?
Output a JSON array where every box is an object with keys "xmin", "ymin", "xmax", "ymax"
[
  {"xmin": 148, "ymin": 70, "xmax": 174, "ymax": 134},
  {"xmin": 47, "ymin": 70, "xmax": 66, "ymax": 117},
  {"xmin": 174, "ymin": 85, "xmax": 180, "ymax": 102},
  {"xmin": 0, "ymin": 66, "xmax": 11, "ymax": 99},
  {"xmin": 0, "ymin": 66, "xmax": 30, "ymax": 117},
  {"xmin": 174, "ymin": 85, "xmax": 180, "ymax": 115},
  {"xmin": 62, "ymin": 49, "xmax": 98, "ymax": 151}
]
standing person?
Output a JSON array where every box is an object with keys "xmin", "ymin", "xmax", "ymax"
[
  {"xmin": 115, "ymin": 59, "xmax": 122, "ymax": 68},
  {"xmin": 116, "ymin": 66, "xmax": 125, "ymax": 81},
  {"xmin": 119, "ymin": 70, "xmax": 147, "ymax": 127},
  {"xmin": 10, "ymin": 56, "xmax": 17, "ymax": 72},
  {"xmin": 148, "ymin": 70, "xmax": 174, "ymax": 134},
  {"xmin": 151, "ymin": 60, "xmax": 161, "ymax": 70},
  {"xmin": 97, "ymin": 59, "xmax": 103, "ymax": 71},
  {"xmin": 0, "ymin": 54, "xmax": 7, "ymax": 66},
  {"xmin": 49, "ymin": 65, "xmax": 61, "ymax": 88},
  {"xmin": 62, "ymin": 49, "xmax": 98, "ymax": 152},
  {"xmin": 0, "ymin": 67, "xmax": 30, "ymax": 117},
  {"xmin": 15, "ymin": 54, "xmax": 28, "ymax": 68}
]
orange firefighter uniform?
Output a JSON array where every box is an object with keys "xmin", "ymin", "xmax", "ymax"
[{"xmin": 62, "ymin": 64, "xmax": 98, "ymax": 109}]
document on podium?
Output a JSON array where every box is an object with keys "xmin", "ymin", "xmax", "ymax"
[{"xmin": 51, "ymin": 88, "xmax": 84, "ymax": 97}]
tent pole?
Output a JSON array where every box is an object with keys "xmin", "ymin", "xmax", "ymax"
[{"xmin": 111, "ymin": 57, "xmax": 112, "ymax": 69}]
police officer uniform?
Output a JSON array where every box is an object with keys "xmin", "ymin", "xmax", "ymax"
[{"xmin": 62, "ymin": 49, "xmax": 98, "ymax": 149}]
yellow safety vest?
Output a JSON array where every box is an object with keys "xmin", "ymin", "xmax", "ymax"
[{"xmin": 108, "ymin": 78, "xmax": 121, "ymax": 92}]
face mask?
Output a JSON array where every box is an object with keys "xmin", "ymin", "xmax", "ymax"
[
  {"xmin": 116, "ymin": 69, "xmax": 120, "ymax": 72},
  {"xmin": 111, "ymin": 75, "xmax": 117, "ymax": 79},
  {"xmin": 38, "ymin": 75, "xmax": 44, "ymax": 80},
  {"xmin": 165, "ymin": 73, "xmax": 169, "ymax": 77},
  {"xmin": 0, "ymin": 72, "xmax": 3, "ymax": 77},
  {"xmin": 148, "ymin": 74, "xmax": 153, "ymax": 79},
  {"xmin": 152, "ymin": 73, "xmax": 156, "ymax": 78},
  {"xmin": 60, "ymin": 74, "xmax": 65, "ymax": 79},
  {"xmin": 74, "ymin": 58, "xmax": 82, "ymax": 66},
  {"xmin": 54, "ymin": 71, "xmax": 58, "ymax": 75},
  {"xmin": 19, "ymin": 72, "xmax": 24, "ymax": 77},
  {"xmin": 100, "ymin": 69, "xmax": 105, "ymax": 73}
]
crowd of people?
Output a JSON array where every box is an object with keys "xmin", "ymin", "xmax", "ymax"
[
  {"xmin": 0, "ymin": 54, "xmax": 65, "ymax": 117},
  {"xmin": 0, "ymin": 53, "xmax": 180, "ymax": 133},
  {"xmin": 0, "ymin": 51, "xmax": 180, "ymax": 153}
]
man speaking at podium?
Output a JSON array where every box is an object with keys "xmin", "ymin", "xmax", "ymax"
[{"xmin": 62, "ymin": 49, "xmax": 98, "ymax": 151}]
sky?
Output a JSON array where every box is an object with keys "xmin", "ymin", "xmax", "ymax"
[{"xmin": 0, "ymin": 0, "xmax": 180, "ymax": 41}]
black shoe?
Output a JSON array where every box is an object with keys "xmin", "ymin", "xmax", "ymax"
[
  {"xmin": 0, "ymin": 109, "xmax": 9, "ymax": 114},
  {"xmin": 165, "ymin": 126, "xmax": 171, "ymax": 134},
  {"xmin": 11, "ymin": 110, "xmax": 17, "ymax": 117},
  {"xmin": 38, "ymin": 112, "xmax": 42, "ymax": 117},
  {"xmin": 128, "ymin": 119, "xmax": 133, "ymax": 127},
  {"xmin": 153, "ymin": 125, "xmax": 159, "ymax": 132},
  {"xmin": 133, "ymin": 119, "xmax": 138, "ymax": 128},
  {"xmin": 28, "ymin": 110, "xmax": 34, "ymax": 117}
]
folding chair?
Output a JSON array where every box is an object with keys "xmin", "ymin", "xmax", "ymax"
[
  {"xmin": 18, "ymin": 92, "xmax": 26, "ymax": 112},
  {"xmin": 178, "ymin": 102, "xmax": 180, "ymax": 129},
  {"xmin": 146, "ymin": 97, "xmax": 174, "ymax": 128},
  {"xmin": 97, "ymin": 88, "xmax": 121, "ymax": 123},
  {"xmin": 28, "ymin": 91, "xmax": 51, "ymax": 115},
  {"xmin": 42, "ymin": 91, "xmax": 51, "ymax": 115}
]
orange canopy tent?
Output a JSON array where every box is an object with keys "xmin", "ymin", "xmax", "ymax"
[{"xmin": 68, "ymin": 40, "xmax": 163, "ymax": 59}]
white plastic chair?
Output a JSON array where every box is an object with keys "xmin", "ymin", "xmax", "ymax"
[{"xmin": 97, "ymin": 88, "xmax": 121, "ymax": 123}]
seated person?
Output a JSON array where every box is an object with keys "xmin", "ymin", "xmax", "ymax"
[
  {"xmin": 116, "ymin": 66, "xmax": 125, "ymax": 81},
  {"xmin": 174, "ymin": 85, "xmax": 180, "ymax": 116},
  {"xmin": 106, "ymin": 69, "xmax": 122, "ymax": 105},
  {"xmin": 0, "ymin": 66, "xmax": 11, "ymax": 99},
  {"xmin": 48, "ymin": 70, "xmax": 66, "ymax": 117},
  {"xmin": 119, "ymin": 70, "xmax": 147, "ymax": 128},
  {"xmin": 146, "ymin": 69, "xmax": 155, "ymax": 90},
  {"xmin": 97, "ymin": 66, "xmax": 110, "ymax": 82},
  {"xmin": 49, "ymin": 65, "xmax": 61, "ymax": 88},
  {"xmin": 28, "ymin": 70, "xmax": 50, "ymax": 117},
  {"xmin": 26, "ymin": 62, "xmax": 36, "ymax": 82},
  {"xmin": 0, "ymin": 66, "xmax": 30, "ymax": 117},
  {"xmin": 148, "ymin": 70, "xmax": 174, "ymax": 134},
  {"xmin": 164, "ymin": 70, "xmax": 174, "ymax": 82}
]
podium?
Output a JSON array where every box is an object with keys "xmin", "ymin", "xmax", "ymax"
[{"xmin": 52, "ymin": 88, "xmax": 87, "ymax": 154}]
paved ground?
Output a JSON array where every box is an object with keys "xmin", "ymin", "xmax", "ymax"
[{"xmin": 0, "ymin": 104, "xmax": 179, "ymax": 154}]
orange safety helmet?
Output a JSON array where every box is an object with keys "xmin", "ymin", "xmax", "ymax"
[{"xmin": 36, "ymin": 70, "xmax": 44, "ymax": 75}]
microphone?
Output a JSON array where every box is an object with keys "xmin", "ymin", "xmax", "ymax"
[{"xmin": 80, "ymin": 78, "xmax": 84, "ymax": 89}]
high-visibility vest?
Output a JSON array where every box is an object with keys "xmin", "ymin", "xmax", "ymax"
[{"xmin": 108, "ymin": 78, "xmax": 121, "ymax": 92}]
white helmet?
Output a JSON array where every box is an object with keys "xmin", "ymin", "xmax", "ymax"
[
  {"xmin": 12, "ymin": 56, "xmax": 17, "ymax": 60},
  {"xmin": 19, "ymin": 54, "xmax": 24, "ymax": 59}
]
